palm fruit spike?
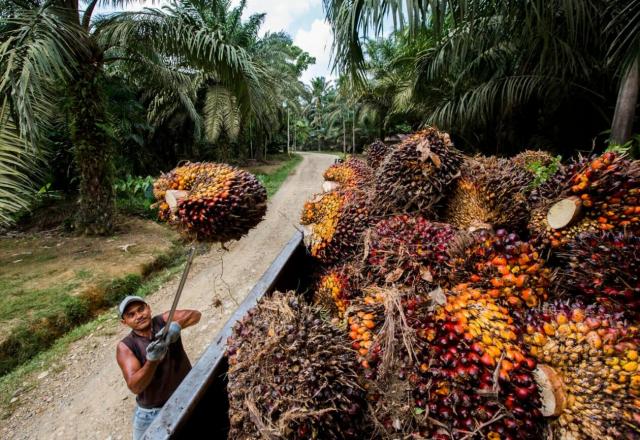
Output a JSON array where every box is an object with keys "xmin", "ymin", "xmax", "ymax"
[
  {"xmin": 365, "ymin": 140, "xmax": 390, "ymax": 169},
  {"xmin": 323, "ymin": 157, "xmax": 374, "ymax": 188},
  {"xmin": 366, "ymin": 215, "xmax": 455, "ymax": 292},
  {"xmin": 372, "ymin": 127, "xmax": 464, "ymax": 215},
  {"xmin": 153, "ymin": 162, "xmax": 267, "ymax": 242},
  {"xmin": 524, "ymin": 300, "xmax": 640, "ymax": 439},
  {"xmin": 226, "ymin": 292, "xmax": 368, "ymax": 439},
  {"xmin": 353, "ymin": 287, "xmax": 436, "ymax": 437},
  {"xmin": 512, "ymin": 149, "xmax": 555, "ymax": 171},
  {"xmin": 346, "ymin": 287, "xmax": 386, "ymax": 369},
  {"xmin": 444, "ymin": 156, "xmax": 533, "ymax": 231},
  {"xmin": 313, "ymin": 262, "xmax": 361, "ymax": 317},
  {"xmin": 557, "ymin": 232, "xmax": 640, "ymax": 312},
  {"xmin": 449, "ymin": 229, "xmax": 552, "ymax": 309},
  {"xmin": 306, "ymin": 189, "xmax": 371, "ymax": 264},
  {"xmin": 419, "ymin": 289, "xmax": 544, "ymax": 439}
]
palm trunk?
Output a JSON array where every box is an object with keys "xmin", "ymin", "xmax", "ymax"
[
  {"xmin": 611, "ymin": 58, "xmax": 639, "ymax": 145},
  {"xmin": 70, "ymin": 58, "xmax": 115, "ymax": 235},
  {"xmin": 342, "ymin": 114, "xmax": 346, "ymax": 154}
]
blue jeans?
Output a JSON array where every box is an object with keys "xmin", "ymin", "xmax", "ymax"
[{"xmin": 132, "ymin": 405, "xmax": 161, "ymax": 440}]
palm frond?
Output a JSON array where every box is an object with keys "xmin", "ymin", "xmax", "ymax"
[
  {"xmin": 0, "ymin": 5, "xmax": 83, "ymax": 148},
  {"xmin": 0, "ymin": 97, "xmax": 40, "ymax": 227}
]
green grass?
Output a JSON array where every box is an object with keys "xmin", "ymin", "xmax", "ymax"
[
  {"xmin": 0, "ymin": 278, "xmax": 81, "ymax": 325},
  {"xmin": 255, "ymin": 153, "xmax": 303, "ymax": 197},
  {"xmin": 0, "ymin": 261, "xmax": 186, "ymax": 419},
  {"xmin": 0, "ymin": 244, "xmax": 186, "ymax": 377}
]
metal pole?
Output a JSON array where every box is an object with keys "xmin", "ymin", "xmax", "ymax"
[{"xmin": 287, "ymin": 106, "xmax": 290, "ymax": 156}]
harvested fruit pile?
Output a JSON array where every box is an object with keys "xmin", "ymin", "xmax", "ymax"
[
  {"xmin": 153, "ymin": 161, "xmax": 266, "ymax": 242},
  {"xmin": 228, "ymin": 128, "xmax": 640, "ymax": 439}
]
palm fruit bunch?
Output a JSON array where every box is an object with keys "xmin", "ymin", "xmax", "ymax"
[
  {"xmin": 226, "ymin": 291, "xmax": 368, "ymax": 439},
  {"xmin": 372, "ymin": 127, "xmax": 464, "ymax": 215},
  {"xmin": 306, "ymin": 189, "xmax": 371, "ymax": 264},
  {"xmin": 353, "ymin": 288, "xmax": 437, "ymax": 437},
  {"xmin": 511, "ymin": 149, "xmax": 555, "ymax": 172},
  {"xmin": 323, "ymin": 157, "xmax": 374, "ymax": 188},
  {"xmin": 418, "ymin": 289, "xmax": 544, "ymax": 440},
  {"xmin": 523, "ymin": 300, "xmax": 640, "ymax": 439},
  {"xmin": 557, "ymin": 232, "xmax": 640, "ymax": 312},
  {"xmin": 300, "ymin": 191, "xmax": 342, "ymax": 226},
  {"xmin": 366, "ymin": 215, "xmax": 456, "ymax": 292},
  {"xmin": 529, "ymin": 152, "xmax": 640, "ymax": 248},
  {"xmin": 153, "ymin": 162, "xmax": 267, "ymax": 242},
  {"xmin": 450, "ymin": 229, "xmax": 552, "ymax": 309},
  {"xmin": 313, "ymin": 262, "xmax": 361, "ymax": 317},
  {"xmin": 365, "ymin": 140, "xmax": 390, "ymax": 169},
  {"xmin": 444, "ymin": 156, "xmax": 533, "ymax": 232}
]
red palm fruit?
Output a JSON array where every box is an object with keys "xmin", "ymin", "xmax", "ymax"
[
  {"xmin": 449, "ymin": 229, "xmax": 551, "ymax": 309},
  {"xmin": 418, "ymin": 291, "xmax": 544, "ymax": 439},
  {"xmin": 528, "ymin": 152, "xmax": 640, "ymax": 248},
  {"xmin": 366, "ymin": 215, "xmax": 456, "ymax": 291},
  {"xmin": 557, "ymin": 232, "xmax": 640, "ymax": 313}
]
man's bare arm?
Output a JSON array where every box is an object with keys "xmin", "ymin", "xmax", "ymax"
[
  {"xmin": 116, "ymin": 342, "xmax": 160, "ymax": 395},
  {"xmin": 161, "ymin": 309, "xmax": 201, "ymax": 329}
]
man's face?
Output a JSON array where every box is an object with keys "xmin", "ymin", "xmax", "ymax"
[{"xmin": 121, "ymin": 302, "xmax": 152, "ymax": 332}]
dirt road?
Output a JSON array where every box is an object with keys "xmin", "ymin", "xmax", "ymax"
[{"xmin": 1, "ymin": 152, "xmax": 336, "ymax": 440}]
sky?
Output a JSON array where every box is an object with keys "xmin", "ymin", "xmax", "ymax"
[{"xmin": 97, "ymin": 0, "xmax": 335, "ymax": 84}]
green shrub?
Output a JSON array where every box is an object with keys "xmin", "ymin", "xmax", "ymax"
[{"xmin": 114, "ymin": 175, "xmax": 157, "ymax": 219}]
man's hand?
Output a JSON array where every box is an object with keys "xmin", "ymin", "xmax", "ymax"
[
  {"xmin": 146, "ymin": 339, "xmax": 168, "ymax": 362},
  {"xmin": 155, "ymin": 322, "xmax": 182, "ymax": 344}
]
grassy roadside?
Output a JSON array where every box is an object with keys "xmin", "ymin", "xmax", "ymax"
[
  {"xmin": 0, "ymin": 260, "xmax": 186, "ymax": 419},
  {"xmin": 254, "ymin": 153, "xmax": 303, "ymax": 197}
]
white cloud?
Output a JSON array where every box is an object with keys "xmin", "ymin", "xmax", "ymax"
[
  {"xmin": 234, "ymin": 0, "xmax": 320, "ymax": 33},
  {"xmin": 294, "ymin": 19, "xmax": 335, "ymax": 84}
]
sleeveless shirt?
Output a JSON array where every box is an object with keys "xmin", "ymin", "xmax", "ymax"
[{"xmin": 121, "ymin": 315, "xmax": 192, "ymax": 409}]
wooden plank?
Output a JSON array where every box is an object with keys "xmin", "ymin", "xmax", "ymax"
[{"xmin": 142, "ymin": 231, "xmax": 304, "ymax": 439}]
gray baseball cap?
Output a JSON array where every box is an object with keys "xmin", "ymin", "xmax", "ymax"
[{"xmin": 118, "ymin": 295, "xmax": 147, "ymax": 318}]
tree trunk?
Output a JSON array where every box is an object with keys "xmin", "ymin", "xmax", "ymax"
[
  {"xmin": 352, "ymin": 109, "xmax": 356, "ymax": 154},
  {"xmin": 342, "ymin": 115, "xmax": 346, "ymax": 154},
  {"xmin": 70, "ymin": 55, "xmax": 115, "ymax": 235},
  {"xmin": 611, "ymin": 58, "xmax": 639, "ymax": 145}
]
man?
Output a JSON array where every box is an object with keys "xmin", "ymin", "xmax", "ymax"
[{"xmin": 116, "ymin": 295, "xmax": 201, "ymax": 440}]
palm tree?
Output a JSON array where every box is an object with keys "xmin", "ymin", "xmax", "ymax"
[
  {"xmin": 0, "ymin": 0, "xmax": 263, "ymax": 232},
  {"xmin": 324, "ymin": 0, "xmax": 640, "ymax": 151}
]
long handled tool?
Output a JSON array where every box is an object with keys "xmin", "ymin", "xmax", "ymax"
[{"xmin": 160, "ymin": 245, "xmax": 197, "ymax": 337}]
